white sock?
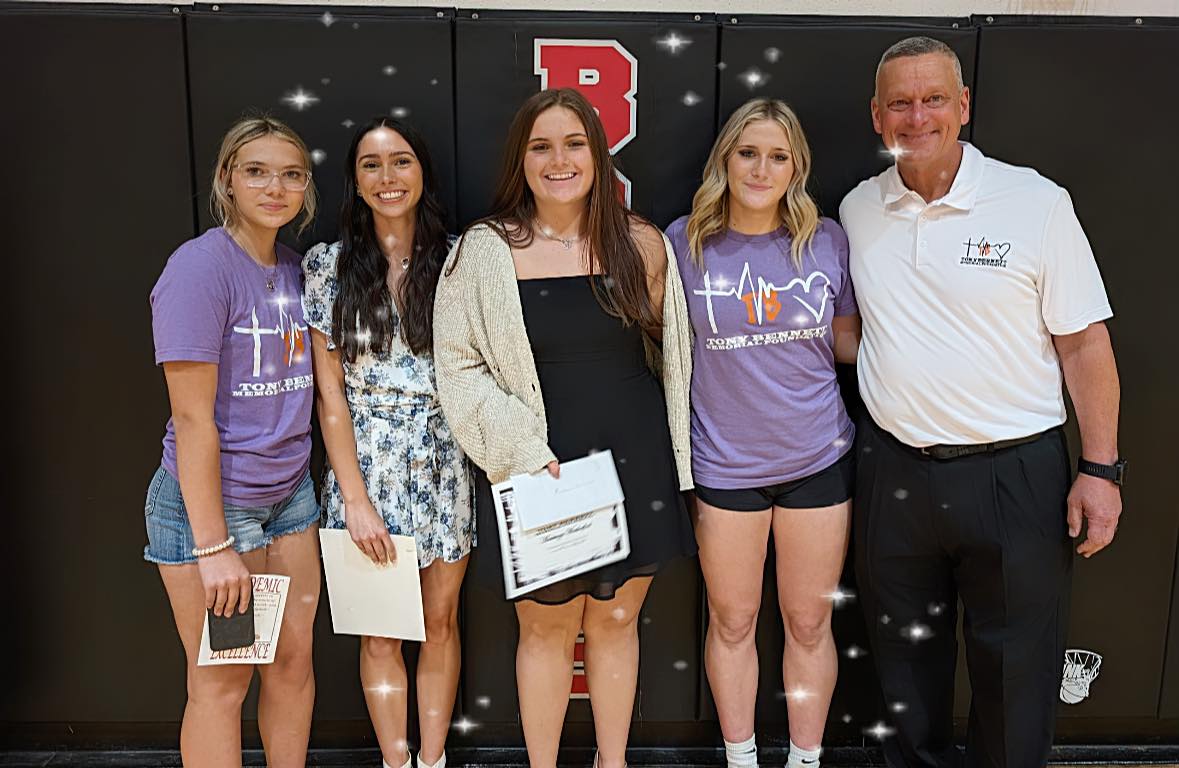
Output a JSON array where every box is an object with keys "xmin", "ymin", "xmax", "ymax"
[
  {"xmin": 382, "ymin": 759, "xmax": 411, "ymax": 768},
  {"xmin": 786, "ymin": 740, "xmax": 821, "ymax": 768},
  {"xmin": 418, "ymin": 752, "xmax": 446, "ymax": 768},
  {"xmin": 724, "ymin": 735, "xmax": 758, "ymax": 768}
]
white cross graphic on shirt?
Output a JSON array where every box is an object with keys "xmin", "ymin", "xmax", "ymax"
[{"xmin": 232, "ymin": 307, "xmax": 280, "ymax": 377}]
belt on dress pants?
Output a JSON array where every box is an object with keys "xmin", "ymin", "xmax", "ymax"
[{"xmin": 917, "ymin": 431, "xmax": 1047, "ymax": 460}]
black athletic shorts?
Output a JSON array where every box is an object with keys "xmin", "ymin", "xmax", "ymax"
[{"xmin": 695, "ymin": 447, "xmax": 855, "ymax": 511}]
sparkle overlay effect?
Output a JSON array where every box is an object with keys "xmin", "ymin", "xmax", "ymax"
[
  {"xmin": 864, "ymin": 721, "xmax": 896, "ymax": 741},
  {"xmin": 826, "ymin": 586, "xmax": 856, "ymax": 607},
  {"xmin": 281, "ymin": 87, "xmax": 320, "ymax": 112},
  {"xmin": 739, "ymin": 67, "xmax": 769, "ymax": 89},
  {"xmin": 655, "ymin": 31, "xmax": 692, "ymax": 55},
  {"xmin": 900, "ymin": 621, "xmax": 932, "ymax": 642},
  {"xmin": 784, "ymin": 686, "xmax": 814, "ymax": 702}
]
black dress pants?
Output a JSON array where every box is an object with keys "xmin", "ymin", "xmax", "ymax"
[{"xmin": 854, "ymin": 417, "xmax": 1073, "ymax": 768}]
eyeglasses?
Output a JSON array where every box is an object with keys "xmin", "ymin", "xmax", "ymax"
[{"xmin": 232, "ymin": 162, "xmax": 312, "ymax": 191}]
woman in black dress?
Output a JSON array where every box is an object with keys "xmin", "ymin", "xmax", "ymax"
[{"xmin": 433, "ymin": 88, "xmax": 695, "ymax": 767}]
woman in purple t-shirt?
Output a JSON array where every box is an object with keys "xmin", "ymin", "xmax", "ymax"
[
  {"xmin": 666, "ymin": 99, "xmax": 861, "ymax": 768},
  {"xmin": 145, "ymin": 117, "xmax": 321, "ymax": 766}
]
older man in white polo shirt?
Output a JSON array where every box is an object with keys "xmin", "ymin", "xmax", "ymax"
[{"xmin": 840, "ymin": 36, "xmax": 1123, "ymax": 768}]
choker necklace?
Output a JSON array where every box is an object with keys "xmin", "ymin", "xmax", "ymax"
[
  {"xmin": 399, "ymin": 256, "xmax": 410, "ymax": 270},
  {"xmin": 535, "ymin": 220, "xmax": 583, "ymax": 250}
]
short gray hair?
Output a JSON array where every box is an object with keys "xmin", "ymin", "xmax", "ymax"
[{"xmin": 875, "ymin": 36, "xmax": 964, "ymax": 95}]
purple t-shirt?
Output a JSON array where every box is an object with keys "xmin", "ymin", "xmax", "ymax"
[
  {"xmin": 151, "ymin": 227, "xmax": 314, "ymax": 506},
  {"xmin": 667, "ymin": 216, "xmax": 857, "ymax": 488}
]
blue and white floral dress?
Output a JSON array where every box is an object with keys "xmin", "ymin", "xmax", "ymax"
[{"xmin": 302, "ymin": 241, "xmax": 473, "ymax": 567}]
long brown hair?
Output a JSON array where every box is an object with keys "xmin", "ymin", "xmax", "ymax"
[
  {"xmin": 333, "ymin": 117, "xmax": 449, "ymax": 360},
  {"xmin": 452, "ymin": 88, "xmax": 659, "ymax": 331}
]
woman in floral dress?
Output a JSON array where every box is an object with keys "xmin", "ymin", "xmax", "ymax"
[{"xmin": 303, "ymin": 117, "xmax": 471, "ymax": 768}]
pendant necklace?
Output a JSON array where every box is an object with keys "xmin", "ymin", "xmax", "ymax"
[
  {"xmin": 535, "ymin": 219, "xmax": 583, "ymax": 250},
  {"xmin": 228, "ymin": 229, "xmax": 278, "ymax": 291}
]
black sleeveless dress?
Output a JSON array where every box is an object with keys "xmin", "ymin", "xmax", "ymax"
[{"xmin": 471, "ymin": 275, "xmax": 697, "ymax": 604}]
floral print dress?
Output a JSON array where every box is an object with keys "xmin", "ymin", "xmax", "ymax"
[{"xmin": 302, "ymin": 241, "xmax": 473, "ymax": 567}]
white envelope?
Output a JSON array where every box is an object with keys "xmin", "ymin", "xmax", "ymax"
[
  {"xmin": 510, "ymin": 450, "xmax": 625, "ymax": 531},
  {"xmin": 319, "ymin": 529, "xmax": 426, "ymax": 641}
]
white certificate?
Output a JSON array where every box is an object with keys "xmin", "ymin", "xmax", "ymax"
[
  {"xmin": 197, "ymin": 574, "xmax": 290, "ymax": 666},
  {"xmin": 493, "ymin": 451, "xmax": 630, "ymax": 599},
  {"xmin": 319, "ymin": 529, "xmax": 426, "ymax": 641}
]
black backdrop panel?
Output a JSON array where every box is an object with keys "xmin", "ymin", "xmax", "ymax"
[
  {"xmin": 1164, "ymin": 554, "xmax": 1179, "ymax": 718},
  {"xmin": 1163, "ymin": 555, "xmax": 1179, "ymax": 718},
  {"xmin": 972, "ymin": 18, "xmax": 1179, "ymax": 720},
  {"xmin": 0, "ymin": 6, "xmax": 193, "ymax": 721},
  {"xmin": 186, "ymin": 5, "xmax": 457, "ymax": 251},
  {"xmin": 717, "ymin": 17, "xmax": 975, "ymax": 218},
  {"xmin": 453, "ymin": 11, "xmax": 718, "ymax": 228}
]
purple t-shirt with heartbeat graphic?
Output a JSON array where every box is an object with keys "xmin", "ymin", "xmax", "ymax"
[
  {"xmin": 151, "ymin": 227, "xmax": 313, "ymax": 506},
  {"xmin": 667, "ymin": 216, "xmax": 857, "ymax": 488}
]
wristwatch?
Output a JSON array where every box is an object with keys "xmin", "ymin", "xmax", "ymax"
[{"xmin": 1077, "ymin": 457, "xmax": 1127, "ymax": 486}]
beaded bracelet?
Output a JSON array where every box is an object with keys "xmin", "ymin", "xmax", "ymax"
[{"xmin": 192, "ymin": 535, "xmax": 235, "ymax": 558}]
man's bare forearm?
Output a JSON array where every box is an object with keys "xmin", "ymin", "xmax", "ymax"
[{"xmin": 1055, "ymin": 322, "xmax": 1120, "ymax": 463}]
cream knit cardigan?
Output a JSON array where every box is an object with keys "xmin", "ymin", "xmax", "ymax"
[{"xmin": 433, "ymin": 223, "xmax": 693, "ymax": 491}]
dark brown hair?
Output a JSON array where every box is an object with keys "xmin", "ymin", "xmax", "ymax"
[
  {"xmin": 333, "ymin": 117, "xmax": 449, "ymax": 360},
  {"xmin": 452, "ymin": 88, "xmax": 660, "ymax": 331}
]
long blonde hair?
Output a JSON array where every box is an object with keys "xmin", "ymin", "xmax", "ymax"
[
  {"xmin": 209, "ymin": 116, "xmax": 317, "ymax": 236},
  {"xmin": 686, "ymin": 98, "xmax": 819, "ymax": 270}
]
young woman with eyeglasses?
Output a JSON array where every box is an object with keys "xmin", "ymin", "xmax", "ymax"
[{"xmin": 144, "ymin": 116, "xmax": 321, "ymax": 767}]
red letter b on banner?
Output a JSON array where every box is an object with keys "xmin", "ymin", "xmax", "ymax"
[{"xmin": 534, "ymin": 39, "xmax": 638, "ymax": 154}]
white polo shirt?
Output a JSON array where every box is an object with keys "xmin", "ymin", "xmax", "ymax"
[{"xmin": 839, "ymin": 142, "xmax": 1112, "ymax": 447}]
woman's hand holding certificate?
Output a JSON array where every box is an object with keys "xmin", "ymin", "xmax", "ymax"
[{"xmin": 492, "ymin": 451, "xmax": 631, "ymax": 598}]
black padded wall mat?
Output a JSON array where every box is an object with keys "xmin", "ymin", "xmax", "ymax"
[
  {"xmin": 453, "ymin": 10, "xmax": 719, "ymax": 228},
  {"xmin": 186, "ymin": 5, "xmax": 458, "ymax": 250},
  {"xmin": 971, "ymin": 16, "xmax": 1179, "ymax": 720},
  {"xmin": 0, "ymin": 5, "xmax": 193, "ymax": 721},
  {"xmin": 1163, "ymin": 553, "xmax": 1179, "ymax": 718}
]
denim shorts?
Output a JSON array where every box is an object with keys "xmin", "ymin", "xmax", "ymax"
[{"xmin": 143, "ymin": 466, "xmax": 319, "ymax": 565}]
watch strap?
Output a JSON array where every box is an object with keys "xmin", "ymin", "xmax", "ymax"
[{"xmin": 1077, "ymin": 457, "xmax": 1126, "ymax": 486}]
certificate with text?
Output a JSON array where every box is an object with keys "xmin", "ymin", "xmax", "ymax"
[
  {"xmin": 493, "ymin": 451, "xmax": 630, "ymax": 599},
  {"xmin": 197, "ymin": 574, "xmax": 290, "ymax": 666}
]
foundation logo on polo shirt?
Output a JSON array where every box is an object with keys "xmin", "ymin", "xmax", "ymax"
[{"xmin": 961, "ymin": 236, "xmax": 1011, "ymax": 268}]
